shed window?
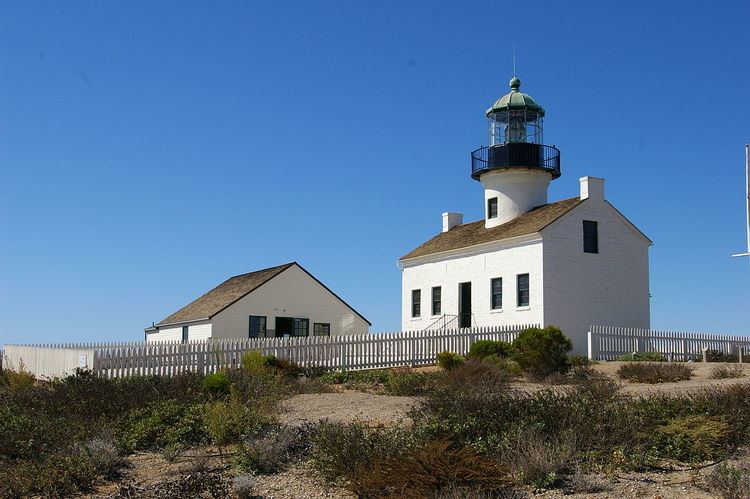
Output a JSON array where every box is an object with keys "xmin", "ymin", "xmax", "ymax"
[
  {"xmin": 487, "ymin": 197, "xmax": 499, "ymax": 219},
  {"xmin": 248, "ymin": 315, "xmax": 267, "ymax": 338},
  {"xmin": 313, "ymin": 323, "xmax": 331, "ymax": 337},
  {"xmin": 583, "ymin": 220, "xmax": 599, "ymax": 253},
  {"xmin": 181, "ymin": 326, "xmax": 189, "ymax": 343},
  {"xmin": 431, "ymin": 287, "xmax": 442, "ymax": 316},
  {"xmin": 491, "ymin": 278, "xmax": 503, "ymax": 309},
  {"xmin": 517, "ymin": 274, "xmax": 530, "ymax": 307},
  {"xmin": 411, "ymin": 289, "xmax": 421, "ymax": 318},
  {"xmin": 294, "ymin": 318, "xmax": 310, "ymax": 337}
]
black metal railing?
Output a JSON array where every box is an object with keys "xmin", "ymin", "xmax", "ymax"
[{"xmin": 471, "ymin": 143, "xmax": 561, "ymax": 180}]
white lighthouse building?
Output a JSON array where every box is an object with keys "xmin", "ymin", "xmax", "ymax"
[{"xmin": 398, "ymin": 77, "xmax": 652, "ymax": 353}]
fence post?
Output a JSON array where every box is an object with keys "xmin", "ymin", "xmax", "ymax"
[
  {"xmin": 587, "ymin": 330, "xmax": 595, "ymax": 360},
  {"xmin": 702, "ymin": 347, "xmax": 708, "ymax": 363},
  {"xmin": 739, "ymin": 348, "xmax": 744, "ymax": 364}
]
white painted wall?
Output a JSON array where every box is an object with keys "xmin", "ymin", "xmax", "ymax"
[
  {"xmin": 211, "ymin": 264, "xmax": 369, "ymax": 338},
  {"xmin": 3, "ymin": 345, "xmax": 96, "ymax": 378},
  {"xmin": 147, "ymin": 320, "xmax": 212, "ymax": 343},
  {"xmin": 400, "ymin": 237, "xmax": 545, "ymax": 331},
  {"xmin": 480, "ymin": 169, "xmax": 551, "ymax": 227},
  {"xmin": 541, "ymin": 199, "xmax": 651, "ymax": 353}
]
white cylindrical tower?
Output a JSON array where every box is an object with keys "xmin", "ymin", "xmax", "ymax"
[{"xmin": 471, "ymin": 77, "xmax": 561, "ymax": 228}]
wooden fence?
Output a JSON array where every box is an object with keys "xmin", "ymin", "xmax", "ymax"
[
  {"xmin": 3, "ymin": 324, "xmax": 534, "ymax": 378},
  {"xmin": 588, "ymin": 325, "xmax": 750, "ymax": 361}
]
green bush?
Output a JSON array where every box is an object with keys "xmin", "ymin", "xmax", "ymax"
[
  {"xmin": 511, "ymin": 326, "xmax": 572, "ymax": 378},
  {"xmin": 436, "ymin": 351, "xmax": 464, "ymax": 370},
  {"xmin": 242, "ymin": 351, "xmax": 274, "ymax": 374},
  {"xmin": 656, "ymin": 415, "xmax": 731, "ymax": 462},
  {"xmin": 616, "ymin": 352, "xmax": 665, "ymax": 362},
  {"xmin": 118, "ymin": 400, "xmax": 209, "ymax": 451},
  {"xmin": 705, "ymin": 350, "xmax": 739, "ymax": 363},
  {"xmin": 318, "ymin": 369, "xmax": 392, "ymax": 386},
  {"xmin": 468, "ymin": 340, "xmax": 511, "ymax": 360},
  {"xmin": 385, "ymin": 369, "xmax": 438, "ymax": 396},
  {"xmin": 204, "ymin": 399, "xmax": 269, "ymax": 447},
  {"xmin": 203, "ymin": 370, "xmax": 231, "ymax": 397}
]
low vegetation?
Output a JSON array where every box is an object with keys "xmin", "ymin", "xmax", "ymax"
[
  {"xmin": 616, "ymin": 351, "xmax": 666, "ymax": 362},
  {"xmin": 616, "ymin": 362, "xmax": 693, "ymax": 383},
  {"xmin": 711, "ymin": 364, "xmax": 745, "ymax": 379}
]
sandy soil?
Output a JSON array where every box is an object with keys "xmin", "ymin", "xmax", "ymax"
[{"xmin": 279, "ymin": 391, "xmax": 419, "ymax": 427}]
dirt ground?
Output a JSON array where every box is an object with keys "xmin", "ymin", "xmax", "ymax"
[{"xmin": 88, "ymin": 362, "xmax": 749, "ymax": 498}]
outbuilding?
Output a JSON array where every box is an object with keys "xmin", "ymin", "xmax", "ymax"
[{"xmin": 145, "ymin": 262, "xmax": 370, "ymax": 342}]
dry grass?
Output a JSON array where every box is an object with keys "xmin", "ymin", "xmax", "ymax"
[
  {"xmin": 711, "ymin": 364, "xmax": 745, "ymax": 380},
  {"xmin": 616, "ymin": 362, "xmax": 693, "ymax": 383}
]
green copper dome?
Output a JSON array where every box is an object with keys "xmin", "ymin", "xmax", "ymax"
[{"xmin": 486, "ymin": 77, "xmax": 545, "ymax": 117}]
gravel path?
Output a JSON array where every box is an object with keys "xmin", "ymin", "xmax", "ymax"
[{"xmin": 279, "ymin": 391, "xmax": 420, "ymax": 427}]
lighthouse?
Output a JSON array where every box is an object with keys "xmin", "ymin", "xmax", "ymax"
[{"xmin": 471, "ymin": 77, "xmax": 561, "ymax": 227}]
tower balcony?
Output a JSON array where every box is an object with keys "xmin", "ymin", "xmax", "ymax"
[{"xmin": 471, "ymin": 143, "xmax": 561, "ymax": 180}]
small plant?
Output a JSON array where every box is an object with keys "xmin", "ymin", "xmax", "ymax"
[
  {"xmin": 318, "ymin": 369, "xmax": 392, "ymax": 386},
  {"xmin": 705, "ymin": 350, "xmax": 739, "ymax": 363},
  {"xmin": 468, "ymin": 340, "xmax": 511, "ymax": 360},
  {"xmin": 657, "ymin": 415, "xmax": 731, "ymax": 462},
  {"xmin": 236, "ymin": 426, "xmax": 306, "ymax": 474},
  {"xmin": 505, "ymin": 430, "xmax": 574, "ymax": 488},
  {"xmin": 706, "ymin": 462, "xmax": 750, "ymax": 499},
  {"xmin": 437, "ymin": 351, "xmax": 464, "ymax": 370},
  {"xmin": 203, "ymin": 370, "xmax": 230, "ymax": 397},
  {"xmin": 711, "ymin": 364, "xmax": 745, "ymax": 379},
  {"xmin": 511, "ymin": 326, "xmax": 572, "ymax": 378},
  {"xmin": 204, "ymin": 399, "xmax": 269, "ymax": 447},
  {"xmin": 385, "ymin": 368, "xmax": 437, "ymax": 395},
  {"xmin": 0, "ymin": 362, "xmax": 36, "ymax": 394},
  {"xmin": 118, "ymin": 400, "xmax": 209, "ymax": 451},
  {"xmin": 616, "ymin": 351, "xmax": 665, "ymax": 362},
  {"xmin": 442, "ymin": 359, "xmax": 517, "ymax": 390},
  {"xmin": 616, "ymin": 362, "xmax": 693, "ymax": 383}
]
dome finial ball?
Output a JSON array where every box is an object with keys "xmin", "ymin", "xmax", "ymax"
[{"xmin": 509, "ymin": 77, "xmax": 521, "ymax": 90}]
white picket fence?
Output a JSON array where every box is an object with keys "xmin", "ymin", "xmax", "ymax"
[
  {"xmin": 3, "ymin": 324, "xmax": 535, "ymax": 379},
  {"xmin": 588, "ymin": 325, "xmax": 750, "ymax": 361}
]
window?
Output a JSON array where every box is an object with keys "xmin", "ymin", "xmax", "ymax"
[
  {"xmin": 583, "ymin": 220, "xmax": 599, "ymax": 253},
  {"xmin": 248, "ymin": 315, "xmax": 267, "ymax": 338},
  {"xmin": 490, "ymin": 278, "xmax": 503, "ymax": 310},
  {"xmin": 294, "ymin": 318, "xmax": 309, "ymax": 337},
  {"xmin": 517, "ymin": 274, "xmax": 530, "ymax": 307},
  {"xmin": 411, "ymin": 289, "xmax": 421, "ymax": 318},
  {"xmin": 431, "ymin": 287, "xmax": 441, "ymax": 316},
  {"xmin": 487, "ymin": 197, "xmax": 498, "ymax": 219},
  {"xmin": 313, "ymin": 323, "xmax": 331, "ymax": 337},
  {"xmin": 181, "ymin": 326, "xmax": 189, "ymax": 343}
]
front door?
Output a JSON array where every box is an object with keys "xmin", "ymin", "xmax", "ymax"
[
  {"xmin": 459, "ymin": 282, "xmax": 472, "ymax": 328},
  {"xmin": 275, "ymin": 317, "xmax": 294, "ymax": 337}
]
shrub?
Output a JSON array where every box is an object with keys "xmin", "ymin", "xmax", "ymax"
[
  {"xmin": 318, "ymin": 369, "xmax": 392, "ymax": 386},
  {"xmin": 241, "ymin": 351, "xmax": 277, "ymax": 374},
  {"xmin": 236, "ymin": 425, "xmax": 308, "ymax": 474},
  {"xmin": 568, "ymin": 355, "xmax": 592, "ymax": 367},
  {"xmin": 385, "ymin": 368, "xmax": 438, "ymax": 396},
  {"xmin": 616, "ymin": 351, "xmax": 665, "ymax": 362},
  {"xmin": 118, "ymin": 400, "xmax": 209, "ymax": 451},
  {"xmin": 706, "ymin": 462, "xmax": 750, "ymax": 499},
  {"xmin": 437, "ymin": 351, "xmax": 464, "ymax": 370},
  {"xmin": 204, "ymin": 399, "xmax": 269, "ymax": 447},
  {"xmin": 0, "ymin": 363, "xmax": 36, "ymax": 394},
  {"xmin": 656, "ymin": 415, "xmax": 731, "ymax": 462},
  {"xmin": 504, "ymin": 429, "xmax": 574, "ymax": 487},
  {"xmin": 705, "ymin": 350, "xmax": 739, "ymax": 363},
  {"xmin": 711, "ymin": 364, "xmax": 745, "ymax": 379},
  {"xmin": 441, "ymin": 359, "xmax": 517, "ymax": 392},
  {"xmin": 511, "ymin": 326, "xmax": 572, "ymax": 378},
  {"xmin": 616, "ymin": 362, "xmax": 693, "ymax": 383},
  {"xmin": 468, "ymin": 340, "xmax": 511, "ymax": 360},
  {"xmin": 203, "ymin": 370, "xmax": 231, "ymax": 397}
]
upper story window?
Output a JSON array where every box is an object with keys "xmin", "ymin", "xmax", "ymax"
[
  {"xmin": 491, "ymin": 278, "xmax": 503, "ymax": 310},
  {"xmin": 583, "ymin": 220, "xmax": 599, "ymax": 254},
  {"xmin": 487, "ymin": 197, "xmax": 499, "ymax": 219},
  {"xmin": 411, "ymin": 289, "xmax": 421, "ymax": 318},
  {"xmin": 431, "ymin": 286, "xmax": 442, "ymax": 316},
  {"xmin": 517, "ymin": 273, "xmax": 530, "ymax": 307}
]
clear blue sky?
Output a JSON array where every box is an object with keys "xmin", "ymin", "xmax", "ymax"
[{"xmin": 1, "ymin": 1, "xmax": 749, "ymax": 345}]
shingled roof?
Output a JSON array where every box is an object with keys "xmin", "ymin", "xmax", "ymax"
[
  {"xmin": 400, "ymin": 197, "xmax": 583, "ymax": 260},
  {"xmin": 157, "ymin": 263, "xmax": 295, "ymax": 325}
]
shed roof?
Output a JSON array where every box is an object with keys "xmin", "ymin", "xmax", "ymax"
[
  {"xmin": 400, "ymin": 197, "xmax": 583, "ymax": 261},
  {"xmin": 156, "ymin": 262, "xmax": 371, "ymax": 326}
]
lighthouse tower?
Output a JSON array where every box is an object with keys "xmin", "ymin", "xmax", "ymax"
[{"xmin": 471, "ymin": 77, "xmax": 561, "ymax": 228}]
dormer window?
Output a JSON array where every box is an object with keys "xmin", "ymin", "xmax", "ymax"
[{"xmin": 487, "ymin": 197, "xmax": 498, "ymax": 219}]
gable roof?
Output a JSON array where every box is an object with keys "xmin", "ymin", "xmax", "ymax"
[
  {"xmin": 400, "ymin": 197, "xmax": 583, "ymax": 261},
  {"xmin": 156, "ymin": 262, "xmax": 371, "ymax": 327},
  {"xmin": 157, "ymin": 263, "xmax": 294, "ymax": 325}
]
